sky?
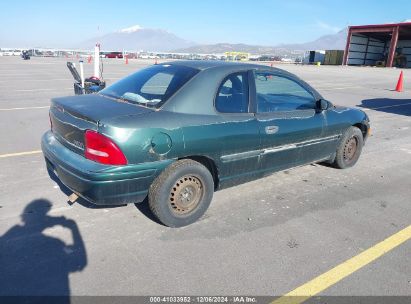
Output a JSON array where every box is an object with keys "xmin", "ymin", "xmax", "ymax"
[{"xmin": 1, "ymin": 0, "xmax": 411, "ymax": 48}]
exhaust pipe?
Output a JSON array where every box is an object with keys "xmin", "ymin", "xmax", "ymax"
[{"xmin": 68, "ymin": 193, "xmax": 79, "ymax": 205}]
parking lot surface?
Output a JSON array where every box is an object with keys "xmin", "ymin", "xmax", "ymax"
[{"xmin": 0, "ymin": 57, "xmax": 410, "ymax": 300}]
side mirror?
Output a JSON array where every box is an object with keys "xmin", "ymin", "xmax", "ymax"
[{"xmin": 316, "ymin": 99, "xmax": 328, "ymax": 112}]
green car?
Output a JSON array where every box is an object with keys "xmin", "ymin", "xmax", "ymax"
[{"xmin": 42, "ymin": 61, "xmax": 370, "ymax": 227}]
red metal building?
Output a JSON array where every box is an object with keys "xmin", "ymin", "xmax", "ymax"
[{"xmin": 343, "ymin": 22, "xmax": 411, "ymax": 68}]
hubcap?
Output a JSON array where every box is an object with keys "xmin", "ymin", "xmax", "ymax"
[
  {"xmin": 343, "ymin": 136, "xmax": 358, "ymax": 162},
  {"xmin": 169, "ymin": 175, "xmax": 203, "ymax": 215}
]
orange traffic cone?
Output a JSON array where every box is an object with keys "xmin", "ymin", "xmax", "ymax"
[
  {"xmin": 125, "ymin": 55, "xmax": 129, "ymax": 64},
  {"xmin": 395, "ymin": 71, "xmax": 404, "ymax": 92}
]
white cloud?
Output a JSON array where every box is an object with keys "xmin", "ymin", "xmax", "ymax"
[{"xmin": 316, "ymin": 21, "xmax": 341, "ymax": 33}]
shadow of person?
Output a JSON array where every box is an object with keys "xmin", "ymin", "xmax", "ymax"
[{"xmin": 0, "ymin": 199, "xmax": 87, "ymax": 303}]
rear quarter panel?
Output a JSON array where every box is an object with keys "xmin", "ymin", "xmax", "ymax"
[{"xmin": 98, "ymin": 111, "xmax": 185, "ymax": 165}]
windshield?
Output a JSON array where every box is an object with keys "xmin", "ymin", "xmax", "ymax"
[{"xmin": 100, "ymin": 64, "xmax": 199, "ymax": 108}]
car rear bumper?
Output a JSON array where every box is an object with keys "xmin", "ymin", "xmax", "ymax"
[{"xmin": 41, "ymin": 131, "xmax": 174, "ymax": 205}]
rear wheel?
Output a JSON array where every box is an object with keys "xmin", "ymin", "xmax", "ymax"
[
  {"xmin": 148, "ymin": 159, "xmax": 214, "ymax": 227},
  {"xmin": 333, "ymin": 126, "xmax": 363, "ymax": 169}
]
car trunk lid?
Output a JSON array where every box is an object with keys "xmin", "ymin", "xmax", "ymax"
[{"xmin": 49, "ymin": 94, "xmax": 152, "ymax": 155}]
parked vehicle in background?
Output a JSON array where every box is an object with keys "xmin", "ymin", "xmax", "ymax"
[
  {"xmin": 105, "ymin": 52, "xmax": 123, "ymax": 58},
  {"xmin": 2, "ymin": 50, "xmax": 14, "ymax": 56},
  {"xmin": 42, "ymin": 61, "xmax": 370, "ymax": 227}
]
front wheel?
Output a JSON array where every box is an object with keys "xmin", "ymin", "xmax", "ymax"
[
  {"xmin": 333, "ymin": 126, "xmax": 364, "ymax": 169},
  {"xmin": 148, "ymin": 159, "xmax": 214, "ymax": 227}
]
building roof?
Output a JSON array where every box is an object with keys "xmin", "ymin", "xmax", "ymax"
[
  {"xmin": 349, "ymin": 22, "xmax": 411, "ymax": 40},
  {"xmin": 349, "ymin": 21, "xmax": 411, "ymax": 29}
]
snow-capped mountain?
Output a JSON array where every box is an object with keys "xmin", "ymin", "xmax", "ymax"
[
  {"xmin": 118, "ymin": 25, "xmax": 144, "ymax": 33},
  {"xmin": 78, "ymin": 25, "xmax": 196, "ymax": 52}
]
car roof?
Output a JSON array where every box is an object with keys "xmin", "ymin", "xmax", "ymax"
[
  {"xmin": 161, "ymin": 60, "xmax": 323, "ymax": 115},
  {"xmin": 166, "ymin": 60, "xmax": 280, "ymax": 72}
]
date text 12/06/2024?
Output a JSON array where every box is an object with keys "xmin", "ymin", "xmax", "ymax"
[{"xmin": 149, "ymin": 296, "xmax": 257, "ymax": 303}]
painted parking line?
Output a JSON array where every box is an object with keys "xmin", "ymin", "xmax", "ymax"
[
  {"xmin": 0, "ymin": 77, "xmax": 119, "ymax": 83},
  {"xmin": 0, "ymin": 150, "xmax": 42, "ymax": 158},
  {"xmin": 0, "ymin": 106, "xmax": 49, "ymax": 111},
  {"xmin": 272, "ymin": 225, "xmax": 411, "ymax": 304},
  {"xmin": 12, "ymin": 88, "xmax": 72, "ymax": 92},
  {"xmin": 0, "ymin": 78, "xmax": 71, "ymax": 81}
]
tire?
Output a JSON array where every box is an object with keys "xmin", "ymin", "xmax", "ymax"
[
  {"xmin": 148, "ymin": 159, "xmax": 214, "ymax": 227},
  {"xmin": 333, "ymin": 126, "xmax": 364, "ymax": 169}
]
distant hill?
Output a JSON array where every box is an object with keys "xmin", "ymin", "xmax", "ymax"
[
  {"xmin": 78, "ymin": 25, "xmax": 196, "ymax": 52},
  {"xmin": 175, "ymin": 28, "xmax": 348, "ymax": 54},
  {"xmin": 279, "ymin": 28, "xmax": 348, "ymax": 51},
  {"xmin": 174, "ymin": 43, "xmax": 290, "ymax": 54}
]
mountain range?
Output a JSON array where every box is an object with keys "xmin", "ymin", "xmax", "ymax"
[
  {"xmin": 79, "ymin": 25, "xmax": 348, "ymax": 54},
  {"xmin": 175, "ymin": 28, "xmax": 348, "ymax": 54},
  {"xmin": 79, "ymin": 25, "xmax": 196, "ymax": 52}
]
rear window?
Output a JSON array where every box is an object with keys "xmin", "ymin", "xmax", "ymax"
[{"xmin": 100, "ymin": 64, "xmax": 199, "ymax": 108}]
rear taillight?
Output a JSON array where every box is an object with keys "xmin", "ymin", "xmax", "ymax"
[{"xmin": 84, "ymin": 130, "xmax": 127, "ymax": 165}]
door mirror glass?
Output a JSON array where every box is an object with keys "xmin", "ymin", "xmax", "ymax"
[{"xmin": 317, "ymin": 99, "xmax": 328, "ymax": 112}]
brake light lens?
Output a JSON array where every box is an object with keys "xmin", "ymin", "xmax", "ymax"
[{"xmin": 84, "ymin": 130, "xmax": 127, "ymax": 165}]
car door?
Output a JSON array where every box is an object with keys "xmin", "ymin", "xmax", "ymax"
[
  {"xmin": 253, "ymin": 70, "xmax": 330, "ymax": 173},
  {"xmin": 212, "ymin": 71, "xmax": 262, "ymax": 186}
]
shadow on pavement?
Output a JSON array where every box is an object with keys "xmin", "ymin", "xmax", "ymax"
[
  {"xmin": 0, "ymin": 199, "xmax": 87, "ymax": 303},
  {"xmin": 134, "ymin": 198, "xmax": 165, "ymax": 226},
  {"xmin": 358, "ymin": 98, "xmax": 411, "ymax": 116}
]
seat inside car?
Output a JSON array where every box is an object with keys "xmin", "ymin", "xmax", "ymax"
[{"xmin": 217, "ymin": 75, "xmax": 247, "ymax": 113}]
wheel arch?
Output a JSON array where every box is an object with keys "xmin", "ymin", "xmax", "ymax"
[
  {"xmin": 353, "ymin": 122, "xmax": 369, "ymax": 140},
  {"xmin": 178, "ymin": 155, "xmax": 219, "ymax": 190}
]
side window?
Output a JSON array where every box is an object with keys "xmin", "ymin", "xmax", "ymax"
[
  {"xmin": 255, "ymin": 72, "xmax": 315, "ymax": 113},
  {"xmin": 215, "ymin": 72, "xmax": 249, "ymax": 113}
]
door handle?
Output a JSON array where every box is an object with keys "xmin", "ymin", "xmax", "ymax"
[{"xmin": 265, "ymin": 126, "xmax": 279, "ymax": 134}]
